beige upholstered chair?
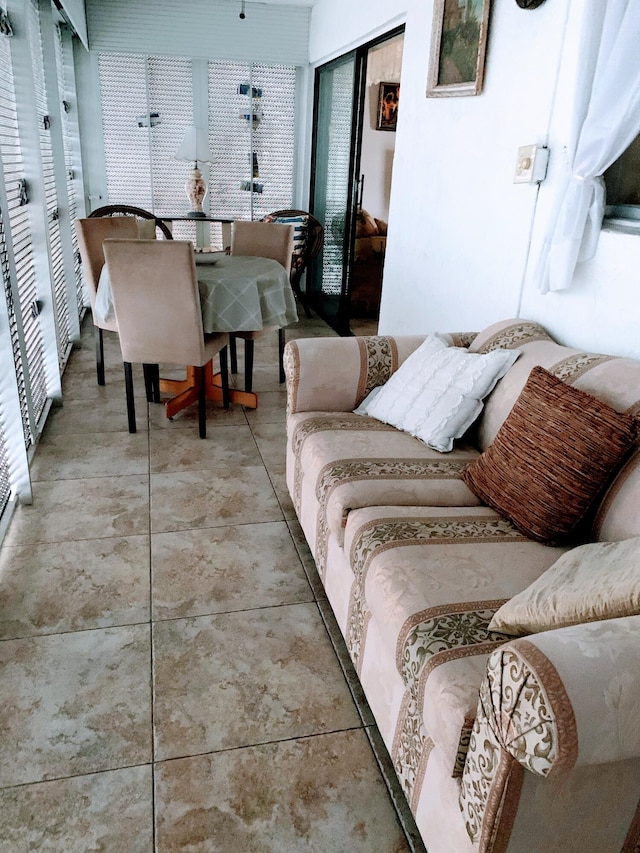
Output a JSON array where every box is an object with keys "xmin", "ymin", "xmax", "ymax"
[
  {"xmin": 102, "ymin": 238, "xmax": 230, "ymax": 439},
  {"xmin": 229, "ymin": 220, "xmax": 294, "ymax": 391},
  {"xmin": 76, "ymin": 216, "xmax": 140, "ymax": 386}
]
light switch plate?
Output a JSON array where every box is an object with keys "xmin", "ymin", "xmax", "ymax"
[{"xmin": 514, "ymin": 144, "xmax": 549, "ymax": 183}]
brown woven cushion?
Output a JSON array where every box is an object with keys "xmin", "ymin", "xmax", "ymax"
[{"xmin": 463, "ymin": 366, "xmax": 637, "ymax": 544}]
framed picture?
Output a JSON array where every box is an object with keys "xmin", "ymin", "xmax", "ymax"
[
  {"xmin": 426, "ymin": 0, "xmax": 491, "ymax": 98},
  {"xmin": 376, "ymin": 82, "xmax": 399, "ymax": 131}
]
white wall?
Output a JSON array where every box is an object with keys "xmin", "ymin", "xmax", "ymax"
[
  {"xmin": 310, "ymin": 0, "xmax": 640, "ymax": 360},
  {"xmin": 359, "ymin": 36, "xmax": 403, "ymax": 222}
]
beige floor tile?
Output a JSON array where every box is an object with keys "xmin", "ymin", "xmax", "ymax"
[
  {"xmin": 150, "ymin": 466, "xmax": 281, "ymax": 533},
  {"xmin": 43, "ymin": 397, "xmax": 149, "ymax": 434},
  {"xmin": 61, "ymin": 367, "xmax": 148, "ymax": 401},
  {"xmin": 0, "ymin": 535, "xmax": 150, "ymax": 639},
  {"xmin": 268, "ymin": 470, "xmax": 296, "ymax": 519},
  {"xmin": 30, "ymin": 431, "xmax": 149, "ymax": 481},
  {"xmin": 155, "ymin": 730, "xmax": 410, "ymax": 853},
  {"xmin": 248, "ymin": 421, "xmax": 287, "ymax": 476},
  {"xmin": 244, "ymin": 390, "xmax": 287, "ymax": 425},
  {"xmin": 0, "ymin": 765, "xmax": 153, "ymax": 853},
  {"xmin": 0, "ymin": 625, "xmax": 152, "ymax": 786},
  {"xmin": 286, "ymin": 518, "xmax": 326, "ymax": 601},
  {"xmin": 3, "ymin": 475, "xmax": 150, "ymax": 546},
  {"xmin": 149, "ymin": 424, "xmax": 260, "ymax": 473},
  {"xmin": 152, "ymin": 522, "xmax": 312, "ymax": 620},
  {"xmin": 147, "ymin": 398, "xmax": 247, "ymax": 431},
  {"xmin": 152, "ymin": 602, "xmax": 360, "ymax": 760}
]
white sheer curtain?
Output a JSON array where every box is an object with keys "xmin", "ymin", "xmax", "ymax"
[{"xmin": 535, "ymin": 0, "xmax": 640, "ymax": 294}]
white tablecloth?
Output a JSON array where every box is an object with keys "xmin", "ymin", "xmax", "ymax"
[{"xmin": 95, "ymin": 252, "xmax": 298, "ymax": 333}]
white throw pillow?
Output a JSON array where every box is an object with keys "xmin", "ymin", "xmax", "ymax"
[
  {"xmin": 354, "ymin": 333, "xmax": 520, "ymax": 452},
  {"xmin": 488, "ymin": 537, "xmax": 640, "ymax": 635}
]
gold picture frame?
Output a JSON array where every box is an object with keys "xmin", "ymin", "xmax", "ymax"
[{"xmin": 426, "ymin": 0, "xmax": 491, "ymax": 98}]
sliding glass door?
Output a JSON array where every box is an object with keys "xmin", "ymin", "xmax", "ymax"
[{"xmin": 308, "ymin": 51, "xmax": 364, "ymax": 334}]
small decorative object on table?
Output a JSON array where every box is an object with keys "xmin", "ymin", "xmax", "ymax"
[{"xmin": 174, "ymin": 126, "xmax": 214, "ymax": 218}]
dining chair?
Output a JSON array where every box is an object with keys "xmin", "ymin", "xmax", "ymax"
[
  {"xmin": 102, "ymin": 238, "xmax": 230, "ymax": 439},
  {"xmin": 76, "ymin": 216, "xmax": 140, "ymax": 386},
  {"xmin": 263, "ymin": 209, "xmax": 324, "ymax": 318},
  {"xmin": 229, "ymin": 220, "xmax": 294, "ymax": 391},
  {"xmin": 88, "ymin": 204, "xmax": 173, "ymax": 240}
]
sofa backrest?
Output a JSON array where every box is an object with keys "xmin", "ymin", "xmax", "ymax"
[{"xmin": 469, "ymin": 319, "xmax": 640, "ymax": 543}]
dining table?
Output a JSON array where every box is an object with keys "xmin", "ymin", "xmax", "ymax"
[{"xmin": 95, "ymin": 249, "xmax": 298, "ymax": 412}]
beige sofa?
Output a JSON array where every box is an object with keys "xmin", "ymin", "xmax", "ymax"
[{"xmin": 284, "ymin": 319, "xmax": 640, "ymax": 853}]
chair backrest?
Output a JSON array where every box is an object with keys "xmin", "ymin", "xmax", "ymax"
[
  {"xmin": 88, "ymin": 204, "xmax": 174, "ymax": 240},
  {"xmin": 230, "ymin": 220, "xmax": 294, "ymax": 275},
  {"xmin": 76, "ymin": 216, "xmax": 139, "ymax": 311},
  {"xmin": 102, "ymin": 239, "xmax": 208, "ymax": 367},
  {"xmin": 263, "ymin": 209, "xmax": 324, "ymax": 286}
]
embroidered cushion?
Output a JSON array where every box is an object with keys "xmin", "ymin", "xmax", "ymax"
[
  {"xmin": 489, "ymin": 537, "xmax": 640, "ymax": 635},
  {"xmin": 354, "ymin": 333, "xmax": 520, "ymax": 452},
  {"xmin": 463, "ymin": 366, "xmax": 638, "ymax": 544}
]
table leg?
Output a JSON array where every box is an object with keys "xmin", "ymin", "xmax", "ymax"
[{"xmin": 159, "ymin": 362, "xmax": 258, "ymax": 420}]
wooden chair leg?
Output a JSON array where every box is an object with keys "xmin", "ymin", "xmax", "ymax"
[
  {"xmin": 229, "ymin": 334, "xmax": 238, "ymax": 374},
  {"xmin": 219, "ymin": 347, "xmax": 230, "ymax": 409},
  {"xmin": 123, "ymin": 362, "xmax": 136, "ymax": 433},
  {"xmin": 95, "ymin": 326, "xmax": 106, "ymax": 386},
  {"xmin": 244, "ymin": 339, "xmax": 254, "ymax": 393},
  {"xmin": 196, "ymin": 364, "xmax": 206, "ymax": 439},
  {"xmin": 278, "ymin": 328, "xmax": 286, "ymax": 384}
]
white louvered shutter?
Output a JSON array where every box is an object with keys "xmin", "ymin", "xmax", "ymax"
[
  {"xmin": 28, "ymin": 0, "xmax": 70, "ymax": 365},
  {"xmin": 55, "ymin": 23, "xmax": 84, "ymax": 315},
  {"xmin": 0, "ymin": 11, "xmax": 48, "ymax": 439}
]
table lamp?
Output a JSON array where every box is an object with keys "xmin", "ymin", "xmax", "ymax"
[{"xmin": 174, "ymin": 126, "xmax": 213, "ymax": 218}]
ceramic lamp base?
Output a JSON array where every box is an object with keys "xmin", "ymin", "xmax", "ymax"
[{"xmin": 185, "ymin": 166, "xmax": 207, "ymax": 216}]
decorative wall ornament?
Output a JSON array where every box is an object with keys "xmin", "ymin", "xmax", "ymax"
[
  {"xmin": 376, "ymin": 82, "xmax": 399, "ymax": 131},
  {"xmin": 426, "ymin": 0, "xmax": 491, "ymax": 98}
]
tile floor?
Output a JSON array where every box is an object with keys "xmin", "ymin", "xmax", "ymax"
[{"xmin": 0, "ymin": 309, "xmax": 426, "ymax": 852}]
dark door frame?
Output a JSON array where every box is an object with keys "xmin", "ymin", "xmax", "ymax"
[{"xmin": 308, "ymin": 25, "xmax": 405, "ymax": 335}]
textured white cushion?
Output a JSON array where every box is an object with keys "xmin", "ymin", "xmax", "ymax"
[
  {"xmin": 489, "ymin": 537, "xmax": 640, "ymax": 635},
  {"xmin": 354, "ymin": 333, "xmax": 520, "ymax": 452}
]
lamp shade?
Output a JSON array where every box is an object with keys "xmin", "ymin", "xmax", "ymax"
[{"xmin": 174, "ymin": 126, "xmax": 213, "ymax": 163}]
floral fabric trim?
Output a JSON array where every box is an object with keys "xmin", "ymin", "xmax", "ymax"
[
  {"xmin": 449, "ymin": 331, "xmax": 478, "ymax": 349},
  {"xmin": 355, "ymin": 335, "xmax": 398, "ymax": 404},
  {"xmin": 548, "ymin": 353, "xmax": 613, "ymax": 383},
  {"xmin": 313, "ymin": 457, "xmax": 469, "ymax": 578},
  {"xmin": 398, "ymin": 601, "xmax": 511, "ymax": 687},
  {"xmin": 391, "ymin": 690, "xmax": 435, "ymax": 811},
  {"xmin": 475, "ymin": 321, "xmax": 552, "ymax": 353},
  {"xmin": 291, "ymin": 414, "xmax": 392, "ymax": 513},
  {"xmin": 349, "ymin": 515, "xmax": 526, "ymax": 588}
]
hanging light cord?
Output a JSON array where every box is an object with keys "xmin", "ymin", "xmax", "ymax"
[{"xmin": 239, "ymin": 1, "xmax": 246, "ymax": 19}]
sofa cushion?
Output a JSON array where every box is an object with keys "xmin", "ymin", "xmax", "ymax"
[
  {"xmin": 592, "ymin": 447, "xmax": 640, "ymax": 541},
  {"xmin": 289, "ymin": 410, "xmax": 480, "ymax": 550},
  {"xmin": 354, "ymin": 333, "xmax": 520, "ymax": 452},
  {"xmin": 489, "ymin": 537, "xmax": 640, "ymax": 635},
  {"xmin": 463, "ymin": 366, "xmax": 638, "ymax": 544}
]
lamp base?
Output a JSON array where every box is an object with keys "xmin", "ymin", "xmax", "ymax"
[{"xmin": 185, "ymin": 166, "xmax": 207, "ymax": 217}]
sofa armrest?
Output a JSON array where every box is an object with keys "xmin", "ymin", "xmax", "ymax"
[
  {"xmin": 283, "ymin": 335, "xmax": 424, "ymax": 413},
  {"xmin": 459, "ymin": 616, "xmax": 640, "ymax": 847},
  {"xmin": 283, "ymin": 331, "xmax": 478, "ymax": 414}
]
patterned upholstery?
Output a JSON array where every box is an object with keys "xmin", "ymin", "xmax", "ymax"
[{"xmin": 285, "ymin": 320, "xmax": 640, "ymax": 853}]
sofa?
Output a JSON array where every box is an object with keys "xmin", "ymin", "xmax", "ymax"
[{"xmin": 283, "ymin": 319, "xmax": 640, "ymax": 853}]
